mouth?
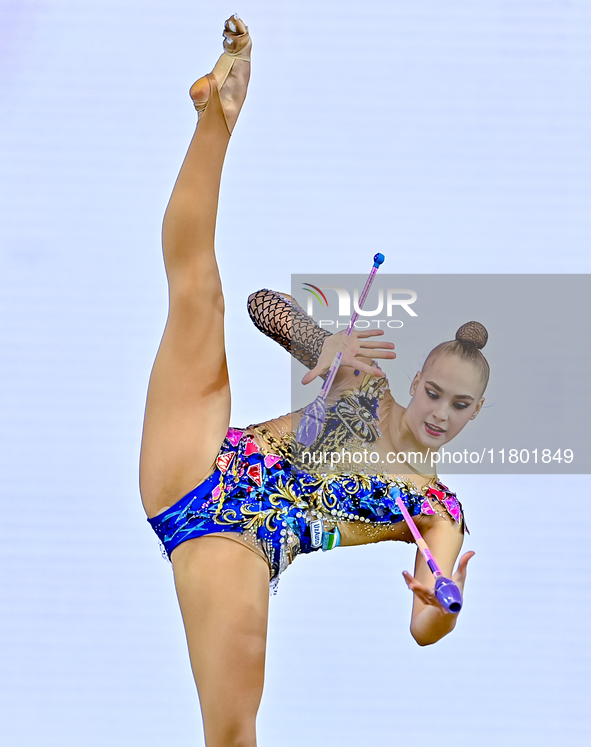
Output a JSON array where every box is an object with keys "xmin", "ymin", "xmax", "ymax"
[{"xmin": 424, "ymin": 422, "xmax": 446, "ymax": 437}]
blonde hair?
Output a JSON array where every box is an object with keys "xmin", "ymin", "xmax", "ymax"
[{"xmin": 425, "ymin": 321, "xmax": 490, "ymax": 394}]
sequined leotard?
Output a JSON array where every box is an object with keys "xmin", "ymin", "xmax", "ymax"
[{"xmin": 148, "ymin": 290, "xmax": 466, "ymax": 589}]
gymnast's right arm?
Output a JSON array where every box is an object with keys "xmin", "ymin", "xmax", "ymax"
[
  {"xmin": 247, "ymin": 289, "xmax": 331, "ymax": 371},
  {"xmin": 247, "ymin": 289, "xmax": 394, "ymax": 384}
]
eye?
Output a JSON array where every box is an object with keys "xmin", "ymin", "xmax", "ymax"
[
  {"xmin": 453, "ymin": 401, "xmax": 469, "ymax": 410},
  {"xmin": 426, "ymin": 388, "xmax": 438, "ymax": 400}
]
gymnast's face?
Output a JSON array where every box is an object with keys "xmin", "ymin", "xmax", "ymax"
[{"xmin": 406, "ymin": 352, "xmax": 485, "ymax": 449}]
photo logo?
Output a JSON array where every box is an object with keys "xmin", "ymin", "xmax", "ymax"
[
  {"xmin": 300, "ymin": 285, "xmax": 418, "ymax": 329},
  {"xmin": 301, "ymin": 283, "xmax": 329, "ymax": 307},
  {"xmin": 302, "ymin": 286, "xmax": 417, "ymax": 317}
]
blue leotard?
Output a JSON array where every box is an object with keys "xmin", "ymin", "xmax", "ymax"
[
  {"xmin": 148, "ymin": 426, "xmax": 465, "ymax": 590},
  {"xmin": 147, "ymin": 289, "xmax": 466, "ymax": 589}
]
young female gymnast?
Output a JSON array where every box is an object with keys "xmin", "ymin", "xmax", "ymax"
[{"xmin": 140, "ymin": 16, "xmax": 484, "ymax": 747}]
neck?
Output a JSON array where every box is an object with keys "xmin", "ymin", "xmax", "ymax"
[{"xmin": 389, "ymin": 410, "xmax": 438, "ymax": 479}]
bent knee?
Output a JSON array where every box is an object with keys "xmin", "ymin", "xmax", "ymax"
[
  {"xmin": 169, "ymin": 275, "xmax": 225, "ymax": 316},
  {"xmin": 169, "ymin": 250, "xmax": 224, "ymax": 291}
]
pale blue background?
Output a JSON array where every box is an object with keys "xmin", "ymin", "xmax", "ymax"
[{"xmin": 1, "ymin": 1, "xmax": 590, "ymax": 745}]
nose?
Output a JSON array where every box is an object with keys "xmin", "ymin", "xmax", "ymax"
[{"xmin": 430, "ymin": 400, "xmax": 448, "ymax": 423}]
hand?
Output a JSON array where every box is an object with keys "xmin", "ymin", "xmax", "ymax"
[
  {"xmin": 301, "ymin": 329, "xmax": 396, "ymax": 385},
  {"xmin": 402, "ymin": 551, "xmax": 475, "ymax": 612}
]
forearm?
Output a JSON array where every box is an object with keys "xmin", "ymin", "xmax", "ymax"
[
  {"xmin": 410, "ymin": 605, "xmax": 459, "ymax": 646},
  {"xmin": 247, "ymin": 289, "xmax": 331, "ymax": 370}
]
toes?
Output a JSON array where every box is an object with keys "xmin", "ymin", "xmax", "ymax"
[
  {"xmin": 223, "ymin": 14, "xmax": 247, "ymax": 45},
  {"xmin": 227, "ymin": 14, "xmax": 246, "ymax": 34}
]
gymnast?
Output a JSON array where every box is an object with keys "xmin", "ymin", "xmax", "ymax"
[{"xmin": 140, "ymin": 16, "xmax": 486, "ymax": 747}]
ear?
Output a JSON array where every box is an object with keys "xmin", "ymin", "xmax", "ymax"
[
  {"xmin": 409, "ymin": 371, "xmax": 421, "ymax": 397},
  {"xmin": 470, "ymin": 397, "xmax": 485, "ymax": 420}
]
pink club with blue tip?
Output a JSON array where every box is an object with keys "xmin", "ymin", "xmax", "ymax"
[{"xmin": 394, "ymin": 494, "xmax": 463, "ymax": 614}]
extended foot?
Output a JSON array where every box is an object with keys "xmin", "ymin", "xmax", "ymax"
[{"xmin": 189, "ymin": 15, "xmax": 251, "ymax": 133}]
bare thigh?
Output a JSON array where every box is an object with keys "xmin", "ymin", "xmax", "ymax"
[
  {"xmin": 172, "ymin": 536, "xmax": 270, "ymax": 747},
  {"xmin": 140, "ymin": 85, "xmax": 233, "ymax": 516}
]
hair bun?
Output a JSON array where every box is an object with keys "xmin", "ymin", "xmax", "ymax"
[{"xmin": 455, "ymin": 321, "xmax": 488, "ymax": 350}]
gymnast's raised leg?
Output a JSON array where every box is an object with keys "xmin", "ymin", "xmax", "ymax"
[{"xmin": 139, "ymin": 17, "xmax": 268, "ymax": 747}]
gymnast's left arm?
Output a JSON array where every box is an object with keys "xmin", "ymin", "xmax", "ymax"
[{"xmin": 402, "ymin": 518, "xmax": 475, "ymax": 646}]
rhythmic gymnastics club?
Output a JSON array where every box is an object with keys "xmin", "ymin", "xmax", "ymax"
[
  {"xmin": 394, "ymin": 494, "xmax": 463, "ymax": 614},
  {"xmin": 296, "ymin": 253, "xmax": 385, "ymax": 447}
]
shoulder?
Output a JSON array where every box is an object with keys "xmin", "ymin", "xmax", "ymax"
[{"xmin": 419, "ymin": 483, "xmax": 468, "ymax": 535}]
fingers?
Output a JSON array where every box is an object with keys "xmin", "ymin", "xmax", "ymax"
[
  {"xmin": 402, "ymin": 570, "xmax": 416, "ymax": 589},
  {"xmin": 301, "ymin": 367, "xmax": 320, "ymax": 385},
  {"xmin": 353, "ymin": 361, "xmax": 385, "ymax": 378},
  {"xmin": 354, "ymin": 329, "xmax": 386, "ymax": 338},
  {"xmin": 358, "ymin": 340, "xmax": 395, "ymax": 350},
  {"xmin": 353, "ymin": 331, "xmax": 393, "ymax": 344},
  {"xmin": 457, "ymin": 550, "xmax": 475, "ymax": 571},
  {"xmin": 452, "ymin": 551, "xmax": 475, "ymax": 586},
  {"xmin": 347, "ymin": 330, "xmax": 395, "ymax": 358},
  {"xmin": 402, "ymin": 571, "xmax": 442, "ymax": 608},
  {"xmin": 362, "ymin": 349, "xmax": 396, "ymax": 360},
  {"xmin": 457, "ymin": 551, "xmax": 475, "ymax": 573},
  {"xmin": 349, "ymin": 329, "xmax": 394, "ymax": 345},
  {"xmin": 402, "ymin": 570, "xmax": 427, "ymax": 595},
  {"xmin": 358, "ymin": 342, "xmax": 395, "ymax": 351},
  {"xmin": 337, "ymin": 330, "xmax": 394, "ymax": 351}
]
